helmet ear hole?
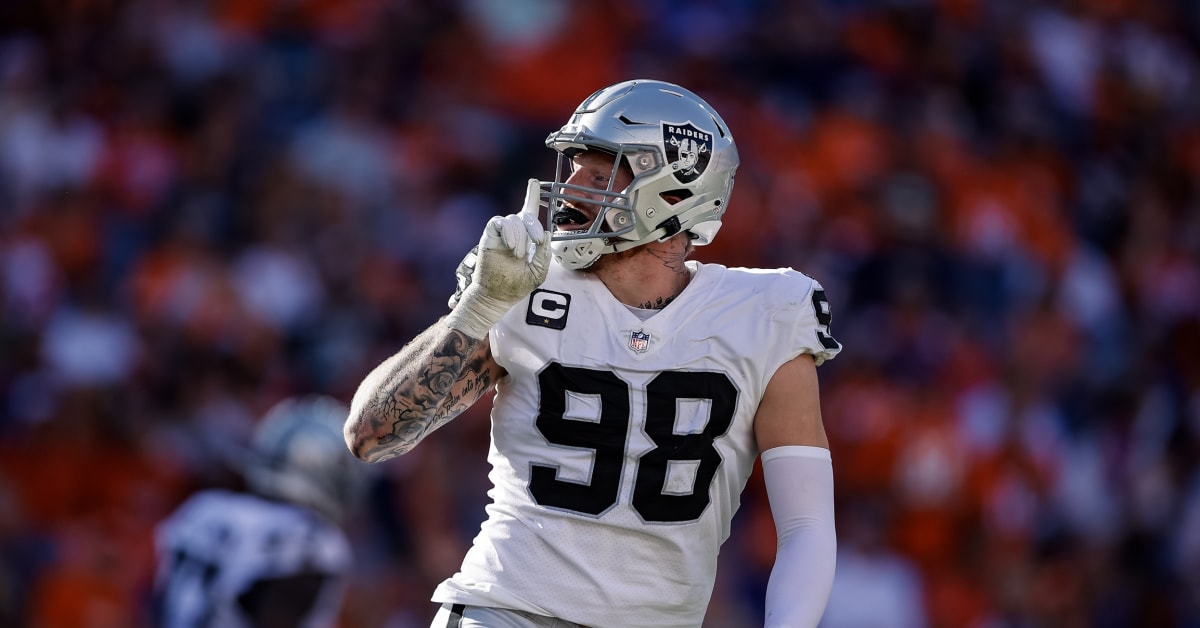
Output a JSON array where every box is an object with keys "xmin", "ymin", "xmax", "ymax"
[{"xmin": 660, "ymin": 189, "xmax": 693, "ymax": 205}]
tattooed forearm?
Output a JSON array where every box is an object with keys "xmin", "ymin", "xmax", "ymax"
[
  {"xmin": 445, "ymin": 366, "xmax": 492, "ymax": 415},
  {"xmin": 346, "ymin": 325, "xmax": 494, "ymax": 462}
]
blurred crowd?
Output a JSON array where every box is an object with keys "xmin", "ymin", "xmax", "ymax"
[{"xmin": 0, "ymin": 0, "xmax": 1198, "ymax": 626}]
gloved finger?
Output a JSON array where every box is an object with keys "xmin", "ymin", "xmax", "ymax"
[
  {"xmin": 522, "ymin": 215, "xmax": 544, "ymax": 251},
  {"xmin": 533, "ymin": 232, "xmax": 552, "ymax": 264},
  {"xmin": 521, "ymin": 235, "xmax": 550, "ymax": 283},
  {"xmin": 523, "ymin": 217, "xmax": 544, "ymax": 239},
  {"xmin": 498, "ymin": 214, "xmax": 530, "ymax": 258},
  {"xmin": 520, "ymin": 179, "xmax": 544, "ymax": 263},
  {"xmin": 480, "ymin": 215, "xmax": 506, "ymax": 250},
  {"xmin": 482, "ymin": 213, "xmax": 530, "ymax": 254},
  {"xmin": 523, "ymin": 230, "xmax": 539, "ymax": 263},
  {"xmin": 519, "ymin": 178, "xmax": 541, "ymax": 224}
]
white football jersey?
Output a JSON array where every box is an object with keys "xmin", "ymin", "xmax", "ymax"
[
  {"xmin": 433, "ymin": 260, "xmax": 842, "ymax": 628},
  {"xmin": 153, "ymin": 489, "xmax": 351, "ymax": 628}
]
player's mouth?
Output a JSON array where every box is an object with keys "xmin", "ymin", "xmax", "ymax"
[{"xmin": 551, "ymin": 204, "xmax": 593, "ymax": 231}]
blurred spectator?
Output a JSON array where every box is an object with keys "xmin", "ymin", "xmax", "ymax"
[{"xmin": 821, "ymin": 501, "xmax": 927, "ymax": 628}]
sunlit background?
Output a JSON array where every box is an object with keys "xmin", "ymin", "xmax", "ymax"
[{"xmin": 1, "ymin": 0, "xmax": 1198, "ymax": 626}]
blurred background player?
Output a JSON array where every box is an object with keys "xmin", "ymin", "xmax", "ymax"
[{"xmin": 152, "ymin": 395, "xmax": 368, "ymax": 628}]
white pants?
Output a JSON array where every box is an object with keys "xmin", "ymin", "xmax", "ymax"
[{"xmin": 431, "ymin": 603, "xmax": 588, "ymax": 628}]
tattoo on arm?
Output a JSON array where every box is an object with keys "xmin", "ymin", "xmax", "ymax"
[{"xmin": 358, "ymin": 328, "xmax": 492, "ymax": 461}]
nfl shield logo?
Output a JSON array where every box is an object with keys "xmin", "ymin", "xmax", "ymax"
[{"xmin": 629, "ymin": 329, "xmax": 651, "ymax": 353}]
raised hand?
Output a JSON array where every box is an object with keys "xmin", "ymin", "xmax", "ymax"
[{"xmin": 444, "ymin": 179, "xmax": 552, "ymax": 339}]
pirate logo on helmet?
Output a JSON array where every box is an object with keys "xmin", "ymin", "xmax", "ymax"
[{"xmin": 663, "ymin": 122, "xmax": 712, "ymax": 184}]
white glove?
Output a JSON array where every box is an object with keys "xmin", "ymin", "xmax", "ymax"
[{"xmin": 444, "ymin": 179, "xmax": 551, "ymax": 339}]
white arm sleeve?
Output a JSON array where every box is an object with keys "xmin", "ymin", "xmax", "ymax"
[{"xmin": 762, "ymin": 445, "xmax": 837, "ymax": 628}]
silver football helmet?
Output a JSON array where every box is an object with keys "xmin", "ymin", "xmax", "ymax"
[
  {"xmin": 244, "ymin": 395, "xmax": 367, "ymax": 521},
  {"xmin": 542, "ymin": 79, "xmax": 739, "ymax": 269}
]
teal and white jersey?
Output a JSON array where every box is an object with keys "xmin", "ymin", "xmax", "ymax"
[
  {"xmin": 434, "ymin": 260, "xmax": 841, "ymax": 628},
  {"xmin": 153, "ymin": 489, "xmax": 350, "ymax": 628}
]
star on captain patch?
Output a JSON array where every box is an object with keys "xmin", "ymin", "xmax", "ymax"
[{"xmin": 629, "ymin": 329, "xmax": 650, "ymax": 353}]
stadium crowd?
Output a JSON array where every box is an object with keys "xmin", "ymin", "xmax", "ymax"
[{"xmin": 0, "ymin": 0, "xmax": 1198, "ymax": 626}]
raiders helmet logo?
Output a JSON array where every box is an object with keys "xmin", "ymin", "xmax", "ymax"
[{"xmin": 663, "ymin": 122, "xmax": 712, "ymax": 184}]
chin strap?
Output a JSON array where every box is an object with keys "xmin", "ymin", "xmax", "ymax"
[
  {"xmin": 605, "ymin": 222, "xmax": 682, "ymax": 254},
  {"xmin": 656, "ymin": 216, "xmax": 682, "ymax": 238}
]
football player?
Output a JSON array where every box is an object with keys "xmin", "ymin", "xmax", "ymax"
[
  {"xmin": 154, "ymin": 396, "xmax": 367, "ymax": 628},
  {"xmin": 345, "ymin": 79, "xmax": 842, "ymax": 628}
]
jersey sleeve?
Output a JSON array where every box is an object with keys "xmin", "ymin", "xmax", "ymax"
[{"xmin": 772, "ymin": 270, "xmax": 843, "ymax": 367}]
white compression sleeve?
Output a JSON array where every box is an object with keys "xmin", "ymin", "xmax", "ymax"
[{"xmin": 761, "ymin": 445, "xmax": 837, "ymax": 628}]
